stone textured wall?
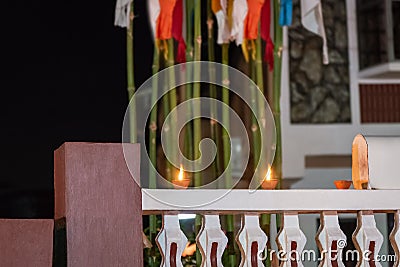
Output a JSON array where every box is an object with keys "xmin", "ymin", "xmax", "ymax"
[{"xmin": 289, "ymin": 0, "xmax": 351, "ymax": 123}]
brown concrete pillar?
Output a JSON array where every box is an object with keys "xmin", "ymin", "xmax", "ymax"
[
  {"xmin": 54, "ymin": 142, "xmax": 142, "ymax": 266},
  {"xmin": 0, "ymin": 219, "xmax": 53, "ymax": 267}
]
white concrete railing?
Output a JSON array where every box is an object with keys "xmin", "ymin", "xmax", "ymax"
[{"xmin": 142, "ymin": 189, "xmax": 400, "ymax": 267}]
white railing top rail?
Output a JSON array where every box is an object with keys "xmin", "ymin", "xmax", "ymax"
[{"xmin": 142, "ymin": 189, "xmax": 400, "ymax": 214}]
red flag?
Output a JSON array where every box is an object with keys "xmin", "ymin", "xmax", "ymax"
[
  {"xmin": 172, "ymin": 0, "xmax": 186, "ymax": 63},
  {"xmin": 260, "ymin": 0, "xmax": 274, "ymax": 70}
]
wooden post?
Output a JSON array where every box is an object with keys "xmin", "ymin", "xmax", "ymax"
[
  {"xmin": 0, "ymin": 219, "xmax": 53, "ymax": 267},
  {"xmin": 54, "ymin": 142, "xmax": 142, "ymax": 266}
]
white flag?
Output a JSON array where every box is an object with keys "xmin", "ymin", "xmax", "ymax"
[
  {"xmin": 148, "ymin": 0, "xmax": 160, "ymax": 39},
  {"xmin": 215, "ymin": 0, "xmax": 248, "ymax": 45},
  {"xmin": 114, "ymin": 0, "xmax": 133, "ymax": 28},
  {"xmin": 214, "ymin": 0, "xmax": 230, "ymax": 44},
  {"xmin": 231, "ymin": 0, "xmax": 248, "ymax": 45},
  {"xmin": 301, "ymin": 0, "xmax": 329, "ymax": 64}
]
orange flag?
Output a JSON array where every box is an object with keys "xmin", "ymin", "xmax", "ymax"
[
  {"xmin": 156, "ymin": 0, "xmax": 177, "ymax": 40},
  {"xmin": 243, "ymin": 0, "xmax": 265, "ymax": 40}
]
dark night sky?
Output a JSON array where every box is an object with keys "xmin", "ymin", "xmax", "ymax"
[{"xmin": 1, "ymin": 0, "xmax": 153, "ymax": 218}]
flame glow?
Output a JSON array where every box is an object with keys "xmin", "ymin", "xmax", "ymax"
[
  {"xmin": 178, "ymin": 165, "xmax": 184, "ymax": 181},
  {"xmin": 265, "ymin": 165, "xmax": 272, "ymax": 181}
]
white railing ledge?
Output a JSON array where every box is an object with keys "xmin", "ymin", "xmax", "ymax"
[{"xmin": 142, "ymin": 189, "xmax": 400, "ymax": 214}]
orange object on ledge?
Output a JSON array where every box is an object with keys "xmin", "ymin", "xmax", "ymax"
[
  {"xmin": 334, "ymin": 180, "xmax": 352, "ymax": 190},
  {"xmin": 261, "ymin": 179, "xmax": 279, "ymax": 190},
  {"xmin": 172, "ymin": 179, "xmax": 190, "ymax": 189}
]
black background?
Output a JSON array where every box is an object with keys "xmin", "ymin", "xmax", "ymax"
[{"xmin": 1, "ymin": 0, "xmax": 153, "ymax": 218}]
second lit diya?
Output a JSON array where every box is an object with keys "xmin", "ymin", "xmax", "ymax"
[
  {"xmin": 261, "ymin": 166, "xmax": 278, "ymax": 190},
  {"xmin": 171, "ymin": 165, "xmax": 190, "ymax": 189}
]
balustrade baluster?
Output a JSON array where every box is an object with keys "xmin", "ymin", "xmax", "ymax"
[
  {"xmin": 352, "ymin": 211, "xmax": 384, "ymax": 267},
  {"xmin": 197, "ymin": 215, "xmax": 228, "ymax": 267},
  {"xmin": 390, "ymin": 210, "xmax": 400, "ymax": 267},
  {"xmin": 316, "ymin": 211, "xmax": 347, "ymax": 267},
  {"xmin": 156, "ymin": 215, "xmax": 188, "ymax": 267},
  {"xmin": 276, "ymin": 212, "xmax": 307, "ymax": 267},
  {"xmin": 237, "ymin": 214, "xmax": 268, "ymax": 267}
]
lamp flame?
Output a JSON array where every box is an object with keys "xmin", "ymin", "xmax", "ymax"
[
  {"xmin": 178, "ymin": 165, "xmax": 184, "ymax": 181},
  {"xmin": 265, "ymin": 165, "xmax": 272, "ymax": 181}
]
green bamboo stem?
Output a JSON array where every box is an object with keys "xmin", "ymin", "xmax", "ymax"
[
  {"xmin": 272, "ymin": 0, "xmax": 283, "ymax": 188},
  {"xmin": 221, "ymin": 44, "xmax": 236, "ymax": 267},
  {"xmin": 149, "ymin": 44, "xmax": 159, "ymax": 189},
  {"xmin": 193, "ymin": 1, "xmax": 202, "ymax": 265},
  {"xmin": 193, "ymin": 0, "xmax": 202, "ymax": 187},
  {"xmin": 184, "ymin": 0, "xmax": 194, "ymax": 164},
  {"xmin": 221, "ymin": 44, "xmax": 231, "ymax": 189},
  {"xmin": 127, "ymin": 2, "xmax": 136, "ymax": 143},
  {"xmin": 166, "ymin": 38, "xmax": 178, "ymax": 178},
  {"xmin": 273, "ymin": 0, "xmax": 283, "ymax": 231},
  {"xmin": 162, "ymin": 76, "xmax": 173, "ymax": 181},
  {"xmin": 249, "ymin": 52, "xmax": 261, "ymax": 173},
  {"xmin": 247, "ymin": 38, "xmax": 272, "ymax": 264},
  {"xmin": 148, "ymin": 41, "xmax": 161, "ymax": 267},
  {"xmin": 156, "ymin": 40, "xmax": 174, "ymax": 181},
  {"xmin": 207, "ymin": 0, "xmax": 222, "ymax": 180},
  {"xmin": 255, "ymin": 27, "xmax": 273, "ymax": 257},
  {"xmin": 255, "ymin": 33, "xmax": 266, "ymax": 169}
]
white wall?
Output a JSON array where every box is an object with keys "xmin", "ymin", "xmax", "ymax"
[{"xmin": 280, "ymin": 0, "xmax": 400, "ymax": 179}]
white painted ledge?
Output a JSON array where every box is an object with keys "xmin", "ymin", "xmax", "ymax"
[
  {"xmin": 142, "ymin": 189, "xmax": 400, "ymax": 214},
  {"xmin": 358, "ymin": 61, "xmax": 400, "ymax": 79}
]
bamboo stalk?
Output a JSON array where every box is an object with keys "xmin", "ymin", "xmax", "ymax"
[
  {"xmin": 193, "ymin": 1, "xmax": 202, "ymax": 265},
  {"xmin": 148, "ymin": 39, "xmax": 160, "ymax": 267},
  {"xmin": 255, "ymin": 33, "xmax": 265, "ymax": 165},
  {"xmin": 127, "ymin": 1, "xmax": 136, "ymax": 143},
  {"xmin": 221, "ymin": 43, "xmax": 237, "ymax": 267},
  {"xmin": 254, "ymin": 27, "xmax": 274, "ymax": 265},
  {"xmin": 184, "ymin": 0, "xmax": 194, "ymax": 165},
  {"xmin": 249, "ymin": 48, "xmax": 261, "ymax": 173},
  {"xmin": 272, "ymin": 0, "xmax": 283, "ymax": 188},
  {"xmin": 193, "ymin": 0, "xmax": 202, "ymax": 187},
  {"xmin": 127, "ymin": 2, "xmax": 157, "ymax": 265},
  {"xmin": 272, "ymin": 0, "xmax": 283, "ymax": 232},
  {"xmin": 166, "ymin": 38, "xmax": 178, "ymax": 179},
  {"xmin": 207, "ymin": 0, "xmax": 222, "ymax": 180},
  {"xmin": 157, "ymin": 40, "xmax": 174, "ymax": 182},
  {"xmin": 162, "ymin": 71, "xmax": 173, "ymax": 181},
  {"xmin": 149, "ymin": 46, "xmax": 160, "ymax": 186},
  {"xmin": 221, "ymin": 45, "xmax": 231, "ymax": 189}
]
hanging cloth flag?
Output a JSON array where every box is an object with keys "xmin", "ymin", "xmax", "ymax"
[
  {"xmin": 231, "ymin": 0, "xmax": 248, "ymax": 45},
  {"xmin": 242, "ymin": 0, "xmax": 264, "ymax": 61},
  {"xmin": 172, "ymin": 0, "xmax": 186, "ymax": 62},
  {"xmin": 156, "ymin": 0, "xmax": 177, "ymax": 40},
  {"xmin": 148, "ymin": 0, "xmax": 160, "ymax": 38},
  {"xmin": 301, "ymin": 0, "xmax": 329, "ymax": 64},
  {"xmin": 213, "ymin": 0, "xmax": 247, "ymax": 45},
  {"xmin": 260, "ymin": 0, "xmax": 274, "ymax": 70},
  {"xmin": 226, "ymin": 0, "xmax": 234, "ymax": 31},
  {"xmin": 279, "ymin": 0, "xmax": 292, "ymax": 26},
  {"xmin": 212, "ymin": 0, "xmax": 230, "ymax": 44},
  {"xmin": 114, "ymin": 0, "xmax": 133, "ymax": 28},
  {"xmin": 243, "ymin": 0, "xmax": 265, "ymax": 40}
]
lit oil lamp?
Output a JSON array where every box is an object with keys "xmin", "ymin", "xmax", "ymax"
[
  {"xmin": 172, "ymin": 165, "xmax": 190, "ymax": 189},
  {"xmin": 261, "ymin": 165, "xmax": 278, "ymax": 190}
]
